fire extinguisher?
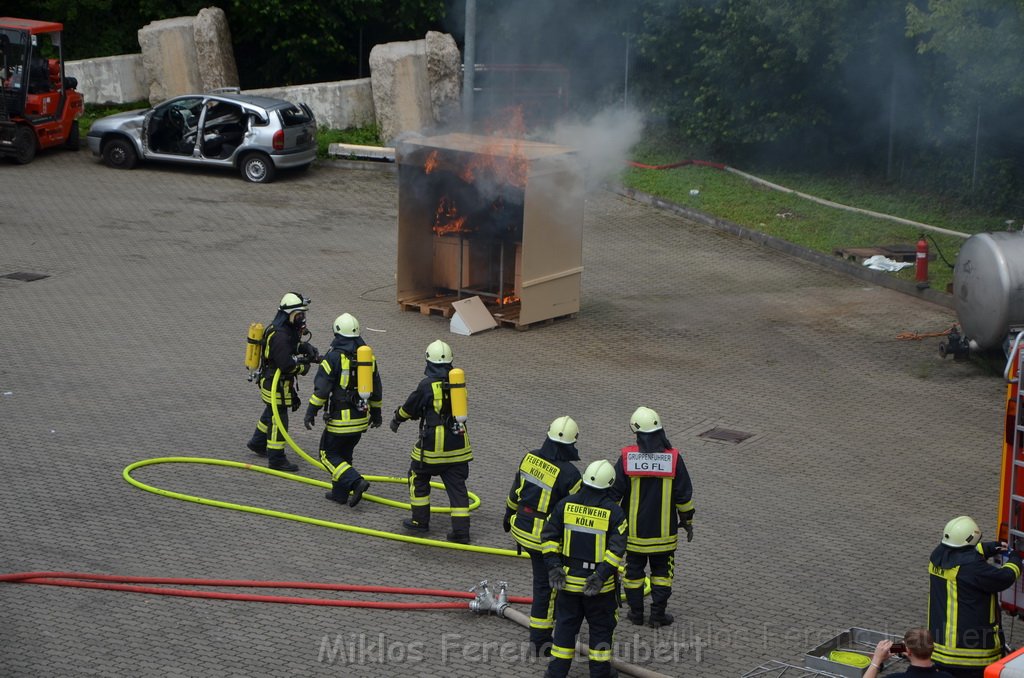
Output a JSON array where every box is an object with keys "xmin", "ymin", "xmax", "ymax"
[{"xmin": 916, "ymin": 234, "xmax": 929, "ymax": 285}]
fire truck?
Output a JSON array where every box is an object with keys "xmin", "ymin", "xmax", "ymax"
[
  {"xmin": 0, "ymin": 17, "xmax": 83, "ymax": 164},
  {"xmin": 997, "ymin": 335, "xmax": 1024, "ymax": 615}
]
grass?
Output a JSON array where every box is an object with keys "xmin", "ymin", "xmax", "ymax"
[{"xmin": 619, "ymin": 162, "xmax": 1001, "ymax": 293}]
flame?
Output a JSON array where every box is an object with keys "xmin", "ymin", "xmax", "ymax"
[
  {"xmin": 432, "ymin": 196, "xmax": 470, "ymax": 236},
  {"xmin": 424, "ymin": 150, "xmax": 439, "ymax": 174},
  {"xmin": 500, "ymin": 294, "xmax": 520, "ymax": 306}
]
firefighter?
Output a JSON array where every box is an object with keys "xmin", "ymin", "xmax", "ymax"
[
  {"xmin": 610, "ymin": 406, "xmax": 694, "ymax": 628},
  {"xmin": 246, "ymin": 292, "xmax": 318, "ymax": 472},
  {"xmin": 303, "ymin": 313, "xmax": 382, "ymax": 507},
  {"xmin": 504, "ymin": 416, "xmax": 584, "ymax": 656},
  {"xmin": 928, "ymin": 515, "xmax": 1023, "ymax": 678},
  {"xmin": 390, "ymin": 339, "xmax": 473, "ymax": 543},
  {"xmin": 541, "ymin": 459, "xmax": 627, "ymax": 678}
]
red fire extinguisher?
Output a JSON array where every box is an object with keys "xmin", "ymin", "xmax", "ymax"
[{"xmin": 916, "ymin": 235, "xmax": 929, "ymax": 284}]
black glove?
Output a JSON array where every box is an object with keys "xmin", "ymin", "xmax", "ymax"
[
  {"xmin": 583, "ymin": 572, "xmax": 604, "ymax": 597},
  {"xmin": 304, "ymin": 405, "xmax": 319, "ymax": 430},
  {"xmin": 1008, "ymin": 551, "xmax": 1023, "ymax": 569},
  {"xmin": 548, "ymin": 567, "xmax": 566, "ymax": 591},
  {"xmin": 290, "ymin": 395, "xmax": 301, "ymax": 412},
  {"xmin": 679, "ymin": 509, "xmax": 694, "ymax": 542},
  {"xmin": 389, "ymin": 413, "xmax": 402, "ymax": 433},
  {"xmin": 502, "ymin": 509, "xmax": 513, "ymax": 533},
  {"xmin": 369, "ymin": 407, "xmax": 382, "ymax": 428}
]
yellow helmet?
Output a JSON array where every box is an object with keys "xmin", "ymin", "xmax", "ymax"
[
  {"xmin": 425, "ymin": 339, "xmax": 453, "ymax": 364},
  {"xmin": 279, "ymin": 292, "xmax": 309, "ymax": 313},
  {"xmin": 547, "ymin": 416, "xmax": 579, "ymax": 444},
  {"xmin": 582, "ymin": 459, "xmax": 615, "ymax": 489},
  {"xmin": 333, "ymin": 313, "xmax": 360, "ymax": 337},
  {"xmin": 942, "ymin": 515, "xmax": 981, "ymax": 547},
  {"xmin": 630, "ymin": 406, "xmax": 662, "ymax": 433}
]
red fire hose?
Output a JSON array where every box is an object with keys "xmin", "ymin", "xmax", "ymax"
[
  {"xmin": 627, "ymin": 159, "xmax": 726, "ymax": 170},
  {"xmin": 0, "ymin": 572, "xmax": 532, "ymax": 610}
]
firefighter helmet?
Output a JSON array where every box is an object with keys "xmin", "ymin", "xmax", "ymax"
[
  {"xmin": 279, "ymin": 292, "xmax": 309, "ymax": 313},
  {"xmin": 425, "ymin": 339, "xmax": 453, "ymax": 364},
  {"xmin": 630, "ymin": 406, "xmax": 662, "ymax": 433},
  {"xmin": 582, "ymin": 459, "xmax": 615, "ymax": 489},
  {"xmin": 942, "ymin": 515, "xmax": 981, "ymax": 547},
  {"xmin": 333, "ymin": 313, "xmax": 360, "ymax": 337},
  {"xmin": 547, "ymin": 416, "xmax": 579, "ymax": 444}
]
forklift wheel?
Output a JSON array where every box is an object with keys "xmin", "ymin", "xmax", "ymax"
[{"xmin": 13, "ymin": 126, "xmax": 36, "ymax": 165}]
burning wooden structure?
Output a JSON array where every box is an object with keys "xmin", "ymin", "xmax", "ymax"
[{"xmin": 396, "ymin": 133, "xmax": 583, "ymax": 329}]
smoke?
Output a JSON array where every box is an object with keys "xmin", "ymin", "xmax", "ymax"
[{"xmin": 548, "ymin": 107, "xmax": 644, "ymax": 190}]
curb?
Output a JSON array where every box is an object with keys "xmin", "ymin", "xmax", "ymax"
[{"xmin": 612, "ymin": 185, "xmax": 956, "ymax": 310}]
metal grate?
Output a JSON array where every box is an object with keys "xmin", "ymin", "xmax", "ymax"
[
  {"xmin": 699, "ymin": 427, "xmax": 753, "ymax": 443},
  {"xmin": 2, "ymin": 271, "xmax": 49, "ymax": 282}
]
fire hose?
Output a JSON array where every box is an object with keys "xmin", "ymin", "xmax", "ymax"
[{"xmin": 8, "ymin": 368, "xmax": 668, "ymax": 676}]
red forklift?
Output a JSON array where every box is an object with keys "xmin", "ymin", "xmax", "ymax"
[{"xmin": 0, "ymin": 17, "xmax": 84, "ymax": 164}]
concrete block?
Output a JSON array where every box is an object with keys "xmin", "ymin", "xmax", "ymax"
[
  {"xmin": 369, "ymin": 39, "xmax": 434, "ymax": 146},
  {"xmin": 138, "ymin": 16, "xmax": 203, "ymax": 103},
  {"xmin": 245, "ymin": 79, "xmax": 375, "ymax": 131},
  {"xmin": 65, "ymin": 54, "xmax": 148, "ymax": 105},
  {"xmin": 425, "ymin": 31, "xmax": 461, "ymax": 127},
  {"xmin": 194, "ymin": 7, "xmax": 239, "ymax": 93}
]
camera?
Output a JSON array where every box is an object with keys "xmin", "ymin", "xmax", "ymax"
[{"xmin": 890, "ymin": 642, "xmax": 907, "ymax": 654}]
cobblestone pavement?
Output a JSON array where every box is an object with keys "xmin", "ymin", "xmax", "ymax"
[{"xmin": 1, "ymin": 149, "xmax": 1017, "ymax": 677}]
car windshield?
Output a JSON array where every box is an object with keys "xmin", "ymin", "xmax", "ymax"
[{"xmin": 278, "ymin": 104, "xmax": 311, "ymax": 127}]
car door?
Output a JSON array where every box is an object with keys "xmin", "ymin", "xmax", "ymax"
[{"xmin": 143, "ymin": 96, "xmax": 203, "ymax": 162}]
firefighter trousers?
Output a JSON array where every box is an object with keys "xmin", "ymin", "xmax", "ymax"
[
  {"xmin": 319, "ymin": 431, "xmax": 363, "ymax": 497},
  {"xmin": 546, "ymin": 589, "xmax": 618, "ymax": 678},
  {"xmin": 525, "ymin": 546, "xmax": 556, "ymax": 648},
  {"xmin": 408, "ymin": 460, "xmax": 470, "ymax": 536},
  {"xmin": 624, "ymin": 551, "xmax": 674, "ymax": 614},
  {"xmin": 250, "ymin": 402, "xmax": 290, "ymax": 466}
]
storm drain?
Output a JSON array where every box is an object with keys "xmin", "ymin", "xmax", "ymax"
[
  {"xmin": 699, "ymin": 427, "xmax": 753, "ymax": 444},
  {"xmin": 2, "ymin": 271, "xmax": 49, "ymax": 282}
]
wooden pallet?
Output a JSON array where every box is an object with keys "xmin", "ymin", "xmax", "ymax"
[{"xmin": 398, "ymin": 295, "xmax": 460, "ymax": 318}]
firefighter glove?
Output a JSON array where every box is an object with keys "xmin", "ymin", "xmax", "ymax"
[
  {"xmin": 369, "ymin": 407, "xmax": 382, "ymax": 429},
  {"xmin": 502, "ymin": 508, "xmax": 514, "ymax": 533},
  {"xmin": 548, "ymin": 566, "xmax": 566, "ymax": 592},
  {"xmin": 1008, "ymin": 550, "xmax": 1024, "ymax": 569},
  {"xmin": 583, "ymin": 572, "xmax": 604, "ymax": 597},
  {"xmin": 290, "ymin": 396, "xmax": 302, "ymax": 412},
  {"xmin": 303, "ymin": 405, "xmax": 319, "ymax": 430},
  {"xmin": 390, "ymin": 411, "xmax": 403, "ymax": 433},
  {"xmin": 678, "ymin": 509, "xmax": 694, "ymax": 541}
]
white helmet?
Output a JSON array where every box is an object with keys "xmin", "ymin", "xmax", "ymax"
[
  {"xmin": 425, "ymin": 339, "xmax": 453, "ymax": 364},
  {"xmin": 279, "ymin": 292, "xmax": 309, "ymax": 313},
  {"xmin": 942, "ymin": 515, "xmax": 982, "ymax": 547},
  {"xmin": 547, "ymin": 416, "xmax": 579, "ymax": 444},
  {"xmin": 333, "ymin": 313, "xmax": 360, "ymax": 337},
  {"xmin": 582, "ymin": 459, "xmax": 615, "ymax": 489},
  {"xmin": 630, "ymin": 406, "xmax": 662, "ymax": 433}
]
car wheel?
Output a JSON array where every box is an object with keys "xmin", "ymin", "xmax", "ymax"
[
  {"xmin": 241, "ymin": 153, "xmax": 275, "ymax": 183},
  {"xmin": 102, "ymin": 137, "xmax": 138, "ymax": 170},
  {"xmin": 64, "ymin": 121, "xmax": 80, "ymax": 150},
  {"xmin": 13, "ymin": 126, "xmax": 36, "ymax": 165}
]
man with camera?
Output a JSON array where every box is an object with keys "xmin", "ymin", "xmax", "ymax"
[{"xmin": 866, "ymin": 629, "xmax": 953, "ymax": 677}]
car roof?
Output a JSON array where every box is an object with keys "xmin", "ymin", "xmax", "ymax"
[{"xmin": 210, "ymin": 93, "xmax": 300, "ymax": 111}]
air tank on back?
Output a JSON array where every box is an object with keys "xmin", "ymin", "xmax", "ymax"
[{"xmin": 954, "ymin": 231, "xmax": 1024, "ymax": 351}]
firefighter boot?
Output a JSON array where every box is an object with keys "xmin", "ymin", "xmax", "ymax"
[
  {"xmin": 648, "ymin": 607, "xmax": 674, "ymax": 628},
  {"xmin": 348, "ymin": 479, "xmax": 371, "ymax": 507},
  {"xmin": 446, "ymin": 530, "xmax": 471, "ymax": 544},
  {"xmin": 625, "ymin": 587, "xmax": 645, "ymax": 625},
  {"xmin": 246, "ymin": 438, "xmax": 267, "ymax": 456},
  {"xmin": 402, "ymin": 518, "xmax": 429, "ymax": 533}
]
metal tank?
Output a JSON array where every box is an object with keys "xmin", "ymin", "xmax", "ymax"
[{"xmin": 954, "ymin": 231, "xmax": 1024, "ymax": 350}]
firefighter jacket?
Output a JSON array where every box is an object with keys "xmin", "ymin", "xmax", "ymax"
[
  {"xmin": 307, "ymin": 335, "xmax": 382, "ymax": 435},
  {"xmin": 395, "ymin": 362, "xmax": 471, "ymax": 465},
  {"xmin": 610, "ymin": 432, "xmax": 694, "ymax": 554},
  {"xmin": 258, "ymin": 310, "xmax": 312, "ymax": 406},
  {"xmin": 541, "ymin": 486, "xmax": 628, "ymax": 595},
  {"xmin": 506, "ymin": 438, "xmax": 583, "ymax": 552},
  {"xmin": 928, "ymin": 541, "xmax": 1022, "ymax": 669}
]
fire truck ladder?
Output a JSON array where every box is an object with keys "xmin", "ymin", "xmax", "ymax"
[{"xmin": 1001, "ymin": 332, "xmax": 1024, "ymax": 614}]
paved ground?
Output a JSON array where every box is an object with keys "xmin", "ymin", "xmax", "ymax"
[{"xmin": 1, "ymin": 148, "xmax": 1018, "ymax": 677}]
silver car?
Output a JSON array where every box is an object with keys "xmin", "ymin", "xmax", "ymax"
[{"xmin": 86, "ymin": 90, "xmax": 317, "ymax": 183}]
